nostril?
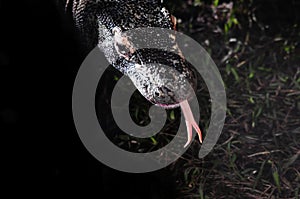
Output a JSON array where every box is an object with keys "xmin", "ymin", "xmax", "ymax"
[{"xmin": 155, "ymin": 91, "xmax": 160, "ymax": 97}]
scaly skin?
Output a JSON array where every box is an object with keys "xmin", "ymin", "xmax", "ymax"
[{"xmin": 65, "ymin": 0, "xmax": 203, "ymax": 146}]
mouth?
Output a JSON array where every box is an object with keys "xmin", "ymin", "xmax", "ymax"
[{"xmin": 155, "ymin": 102, "xmax": 180, "ymax": 109}]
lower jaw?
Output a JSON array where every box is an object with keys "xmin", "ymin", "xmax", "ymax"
[{"xmin": 155, "ymin": 102, "xmax": 180, "ymax": 109}]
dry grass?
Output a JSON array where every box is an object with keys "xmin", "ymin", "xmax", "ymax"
[
  {"xmin": 99, "ymin": 1, "xmax": 299, "ymax": 198},
  {"xmin": 167, "ymin": 1, "xmax": 300, "ymax": 198}
]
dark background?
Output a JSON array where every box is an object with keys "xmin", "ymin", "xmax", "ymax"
[{"xmin": 0, "ymin": 0, "xmax": 176, "ymax": 197}]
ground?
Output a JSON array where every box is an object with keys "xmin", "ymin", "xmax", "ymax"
[
  {"xmin": 107, "ymin": 1, "xmax": 299, "ymax": 198},
  {"xmin": 165, "ymin": 1, "xmax": 300, "ymax": 198}
]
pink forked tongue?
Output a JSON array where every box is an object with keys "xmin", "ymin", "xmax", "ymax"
[{"xmin": 180, "ymin": 100, "xmax": 203, "ymax": 148}]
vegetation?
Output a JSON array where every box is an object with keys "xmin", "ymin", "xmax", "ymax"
[
  {"xmin": 166, "ymin": 0, "xmax": 300, "ymax": 198},
  {"xmin": 97, "ymin": 0, "xmax": 299, "ymax": 198}
]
